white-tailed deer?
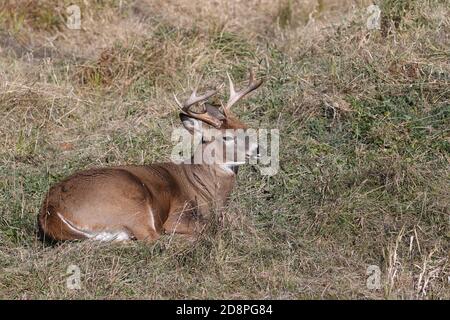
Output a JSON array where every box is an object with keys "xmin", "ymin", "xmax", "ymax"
[{"xmin": 38, "ymin": 70, "xmax": 263, "ymax": 242}]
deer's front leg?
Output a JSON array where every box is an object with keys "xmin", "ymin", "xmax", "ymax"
[{"xmin": 163, "ymin": 201, "xmax": 207, "ymax": 237}]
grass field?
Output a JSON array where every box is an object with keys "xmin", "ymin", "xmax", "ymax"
[{"xmin": 0, "ymin": 0, "xmax": 449, "ymax": 299}]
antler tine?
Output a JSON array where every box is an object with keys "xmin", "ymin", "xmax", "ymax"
[
  {"xmin": 174, "ymin": 87, "xmax": 217, "ymax": 111},
  {"xmin": 223, "ymin": 69, "xmax": 263, "ymax": 116},
  {"xmin": 223, "ymin": 72, "xmax": 235, "ymax": 117},
  {"xmin": 184, "ymin": 89, "xmax": 217, "ymax": 112}
]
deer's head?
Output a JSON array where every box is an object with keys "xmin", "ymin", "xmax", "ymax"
[{"xmin": 175, "ymin": 70, "xmax": 263, "ymax": 169}]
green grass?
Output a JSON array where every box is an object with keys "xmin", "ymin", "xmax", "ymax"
[{"xmin": 0, "ymin": 0, "xmax": 449, "ymax": 299}]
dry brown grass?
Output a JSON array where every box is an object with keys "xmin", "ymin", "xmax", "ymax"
[{"xmin": 0, "ymin": 0, "xmax": 449, "ymax": 299}]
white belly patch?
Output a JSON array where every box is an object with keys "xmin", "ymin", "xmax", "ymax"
[
  {"xmin": 92, "ymin": 231, "xmax": 130, "ymax": 242},
  {"xmin": 57, "ymin": 212, "xmax": 130, "ymax": 242}
]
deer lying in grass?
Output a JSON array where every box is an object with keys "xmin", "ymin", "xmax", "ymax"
[{"xmin": 38, "ymin": 70, "xmax": 263, "ymax": 242}]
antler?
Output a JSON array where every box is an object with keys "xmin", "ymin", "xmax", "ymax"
[
  {"xmin": 174, "ymin": 69, "xmax": 262, "ymax": 125},
  {"xmin": 174, "ymin": 88, "xmax": 222, "ymax": 128},
  {"xmin": 223, "ymin": 69, "xmax": 263, "ymax": 117}
]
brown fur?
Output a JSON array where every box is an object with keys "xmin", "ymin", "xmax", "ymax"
[
  {"xmin": 39, "ymin": 164, "xmax": 236, "ymax": 242},
  {"xmin": 39, "ymin": 115, "xmax": 251, "ymax": 242}
]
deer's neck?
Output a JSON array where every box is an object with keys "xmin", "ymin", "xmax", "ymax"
[{"xmin": 180, "ymin": 163, "xmax": 236, "ymax": 213}]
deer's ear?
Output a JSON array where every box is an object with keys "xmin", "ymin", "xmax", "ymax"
[
  {"xmin": 180, "ymin": 113, "xmax": 202, "ymax": 134},
  {"xmin": 205, "ymin": 104, "xmax": 225, "ymax": 120}
]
